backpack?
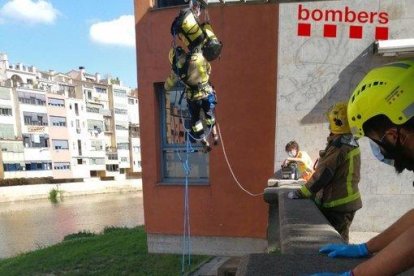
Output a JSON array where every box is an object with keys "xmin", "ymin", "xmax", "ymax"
[{"xmin": 171, "ymin": 9, "xmax": 223, "ymax": 61}]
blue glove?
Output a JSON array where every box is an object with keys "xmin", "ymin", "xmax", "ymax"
[
  {"xmin": 319, "ymin": 243, "xmax": 369, "ymax": 258},
  {"xmin": 310, "ymin": 272, "xmax": 351, "ymax": 276}
]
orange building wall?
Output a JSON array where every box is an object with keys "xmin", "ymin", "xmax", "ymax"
[{"xmin": 135, "ymin": 2, "xmax": 278, "ymax": 239}]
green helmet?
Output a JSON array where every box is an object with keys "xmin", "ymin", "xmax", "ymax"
[{"xmin": 348, "ymin": 60, "xmax": 414, "ymax": 138}]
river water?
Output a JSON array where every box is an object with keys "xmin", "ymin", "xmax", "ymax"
[{"xmin": 0, "ymin": 192, "xmax": 144, "ymax": 259}]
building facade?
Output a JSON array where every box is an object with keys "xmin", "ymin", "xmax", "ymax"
[
  {"xmin": 136, "ymin": 1, "xmax": 277, "ymax": 255},
  {"xmin": 0, "ymin": 54, "xmax": 140, "ymax": 181},
  {"xmin": 135, "ymin": 0, "xmax": 414, "ymax": 255}
]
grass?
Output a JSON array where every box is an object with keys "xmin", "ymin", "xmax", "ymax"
[{"xmin": 0, "ymin": 226, "xmax": 210, "ymax": 275}]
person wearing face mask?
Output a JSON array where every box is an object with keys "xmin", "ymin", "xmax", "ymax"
[
  {"xmin": 288, "ymin": 102, "xmax": 362, "ymax": 243},
  {"xmin": 283, "ymin": 140, "xmax": 314, "ymax": 181},
  {"xmin": 312, "ymin": 60, "xmax": 414, "ymax": 276}
]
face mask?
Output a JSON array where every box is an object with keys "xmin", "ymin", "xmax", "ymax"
[
  {"xmin": 369, "ymin": 140, "xmax": 394, "ymax": 166},
  {"xmin": 288, "ymin": 150, "xmax": 297, "ymax": 158},
  {"xmin": 370, "ymin": 130, "xmax": 414, "ymax": 173}
]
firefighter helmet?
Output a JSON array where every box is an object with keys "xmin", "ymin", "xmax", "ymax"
[
  {"xmin": 328, "ymin": 102, "xmax": 351, "ymax": 134},
  {"xmin": 348, "ymin": 60, "xmax": 414, "ymax": 138}
]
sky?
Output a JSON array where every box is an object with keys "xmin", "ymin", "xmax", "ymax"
[{"xmin": 0, "ymin": 0, "xmax": 137, "ymax": 88}]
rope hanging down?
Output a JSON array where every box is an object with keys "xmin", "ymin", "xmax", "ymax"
[
  {"xmin": 180, "ymin": 132, "xmax": 191, "ymax": 274},
  {"xmin": 216, "ymin": 123, "xmax": 264, "ymax": 197}
]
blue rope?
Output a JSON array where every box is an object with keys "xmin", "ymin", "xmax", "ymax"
[{"xmin": 181, "ymin": 131, "xmax": 192, "ymax": 274}]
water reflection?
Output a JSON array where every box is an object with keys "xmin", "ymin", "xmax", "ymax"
[{"xmin": 0, "ymin": 192, "xmax": 144, "ymax": 259}]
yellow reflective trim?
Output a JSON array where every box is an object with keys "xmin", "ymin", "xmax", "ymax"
[
  {"xmin": 300, "ymin": 185, "xmax": 312, "ymax": 198},
  {"xmin": 205, "ymin": 118, "xmax": 215, "ymax": 125},
  {"xmin": 322, "ymin": 191, "xmax": 361, "ymax": 208},
  {"xmin": 322, "ymin": 148, "xmax": 360, "ymax": 208},
  {"xmin": 345, "ymin": 148, "xmax": 360, "ymax": 195},
  {"xmin": 192, "ymin": 121, "xmax": 203, "ymax": 132}
]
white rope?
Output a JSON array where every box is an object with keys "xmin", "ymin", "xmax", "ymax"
[{"xmin": 217, "ymin": 123, "xmax": 264, "ymax": 197}]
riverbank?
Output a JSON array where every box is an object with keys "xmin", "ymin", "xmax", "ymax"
[
  {"xmin": 0, "ymin": 178, "xmax": 142, "ymax": 203},
  {"xmin": 0, "ymin": 226, "xmax": 209, "ymax": 275}
]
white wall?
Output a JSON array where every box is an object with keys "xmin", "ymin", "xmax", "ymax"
[{"xmin": 277, "ymin": 0, "xmax": 414, "ymax": 232}]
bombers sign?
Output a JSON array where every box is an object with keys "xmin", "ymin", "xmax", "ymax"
[{"xmin": 297, "ymin": 4, "xmax": 389, "ymax": 40}]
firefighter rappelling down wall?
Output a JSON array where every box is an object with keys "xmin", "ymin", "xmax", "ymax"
[{"xmin": 165, "ymin": 0, "xmax": 223, "ymax": 153}]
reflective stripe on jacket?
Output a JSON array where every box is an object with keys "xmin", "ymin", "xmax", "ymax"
[
  {"xmin": 164, "ymin": 52, "xmax": 212, "ymax": 101},
  {"xmin": 300, "ymin": 134, "xmax": 362, "ymax": 212}
]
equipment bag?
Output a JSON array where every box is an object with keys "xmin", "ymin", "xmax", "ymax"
[
  {"xmin": 171, "ymin": 9, "xmax": 223, "ymax": 61},
  {"xmin": 201, "ymin": 23, "xmax": 222, "ymax": 61},
  {"xmin": 171, "ymin": 9, "xmax": 205, "ymax": 50}
]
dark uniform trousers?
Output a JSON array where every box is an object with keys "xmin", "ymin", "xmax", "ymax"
[{"xmin": 320, "ymin": 208, "xmax": 356, "ymax": 243}]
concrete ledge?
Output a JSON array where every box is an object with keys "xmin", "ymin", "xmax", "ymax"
[
  {"xmin": 147, "ymin": 234, "xmax": 267, "ymax": 256},
  {"xmin": 0, "ymin": 179, "xmax": 142, "ymax": 203},
  {"xmin": 236, "ymin": 254, "xmax": 414, "ymax": 276},
  {"xmin": 278, "ymin": 187, "xmax": 344, "ymax": 254},
  {"xmin": 236, "ymin": 254, "xmax": 365, "ymax": 276},
  {"xmin": 263, "ymin": 182, "xmax": 302, "ymax": 204}
]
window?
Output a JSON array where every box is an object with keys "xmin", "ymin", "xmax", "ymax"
[
  {"xmin": 121, "ymin": 157, "xmax": 128, "ymax": 162},
  {"xmin": 114, "ymin": 89, "xmax": 126, "ymax": 97},
  {"xmin": 91, "ymin": 140, "xmax": 103, "ymax": 151},
  {"xmin": 0, "ymin": 124, "xmax": 14, "ymax": 139},
  {"xmin": 0, "ymin": 88, "xmax": 11, "ymax": 100},
  {"xmin": 133, "ymin": 146, "xmax": 140, "ymax": 152},
  {"xmin": 23, "ymin": 112, "xmax": 48, "ymax": 126},
  {"xmin": 50, "ymin": 116, "xmax": 67, "ymax": 127},
  {"xmin": 106, "ymin": 164, "xmax": 119, "ymax": 172},
  {"xmin": 23, "ymin": 134, "xmax": 49, "ymax": 148},
  {"xmin": 52, "ymin": 139, "xmax": 69, "ymax": 150},
  {"xmin": 96, "ymin": 87, "xmax": 107, "ymax": 94},
  {"xmin": 115, "ymin": 124, "xmax": 128, "ymax": 130},
  {"xmin": 117, "ymin": 142, "xmax": 129, "ymax": 150},
  {"xmin": 107, "ymin": 152, "xmax": 118, "ymax": 160},
  {"xmin": 74, "ymin": 103, "xmax": 79, "ymax": 115},
  {"xmin": 48, "ymin": 98, "xmax": 65, "ymax": 107},
  {"xmin": 0, "ymin": 107, "xmax": 12, "ymax": 116},
  {"xmin": 157, "ymin": 0, "xmax": 186, "ymax": 8},
  {"xmin": 128, "ymin": 98, "xmax": 135, "ymax": 104},
  {"xmin": 53, "ymin": 162, "xmax": 71, "ymax": 170},
  {"xmin": 157, "ymin": 83, "xmax": 209, "ymax": 183},
  {"xmin": 3, "ymin": 163, "xmax": 24, "ymax": 172},
  {"xmin": 87, "ymin": 120, "xmax": 103, "ymax": 132},
  {"xmin": 114, "ymin": 108, "xmax": 128, "ymax": 115},
  {"xmin": 90, "ymin": 158, "xmax": 105, "ymax": 165},
  {"xmin": 77, "ymin": 139, "xmax": 82, "ymax": 155},
  {"xmin": 1, "ymin": 142, "xmax": 23, "ymax": 153},
  {"xmin": 24, "ymin": 162, "xmax": 52, "ymax": 171},
  {"xmin": 18, "ymin": 91, "xmax": 46, "ymax": 105},
  {"xmin": 77, "ymin": 158, "xmax": 83, "ymax": 165},
  {"xmin": 86, "ymin": 106, "xmax": 100, "ymax": 113}
]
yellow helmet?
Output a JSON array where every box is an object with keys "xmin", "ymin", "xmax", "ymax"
[
  {"xmin": 348, "ymin": 60, "xmax": 414, "ymax": 138},
  {"xmin": 168, "ymin": 46, "xmax": 185, "ymax": 65},
  {"xmin": 327, "ymin": 102, "xmax": 351, "ymax": 134}
]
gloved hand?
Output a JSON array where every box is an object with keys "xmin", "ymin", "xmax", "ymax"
[
  {"xmin": 287, "ymin": 190, "xmax": 301, "ymax": 199},
  {"xmin": 310, "ymin": 271, "xmax": 352, "ymax": 276},
  {"xmin": 319, "ymin": 243, "xmax": 369, "ymax": 258}
]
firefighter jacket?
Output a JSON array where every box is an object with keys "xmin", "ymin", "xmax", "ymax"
[
  {"xmin": 299, "ymin": 134, "xmax": 362, "ymax": 213},
  {"xmin": 164, "ymin": 52, "xmax": 213, "ymax": 101}
]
